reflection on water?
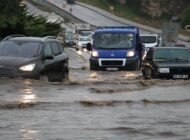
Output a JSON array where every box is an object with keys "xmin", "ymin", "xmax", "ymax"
[
  {"xmin": 20, "ymin": 94, "xmax": 37, "ymax": 104},
  {"xmin": 89, "ymin": 72, "xmax": 98, "ymax": 79},
  {"xmin": 20, "ymin": 129, "xmax": 38, "ymax": 140},
  {"xmin": 19, "ymin": 86, "xmax": 38, "ymax": 104}
]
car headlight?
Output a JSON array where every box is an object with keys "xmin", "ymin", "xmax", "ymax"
[
  {"xmin": 127, "ymin": 50, "xmax": 135, "ymax": 57},
  {"xmin": 78, "ymin": 42, "xmax": 82, "ymax": 46},
  {"xmin": 158, "ymin": 68, "xmax": 170, "ymax": 73},
  {"xmin": 91, "ymin": 50, "xmax": 99, "ymax": 57},
  {"xmin": 19, "ymin": 64, "xmax": 35, "ymax": 72}
]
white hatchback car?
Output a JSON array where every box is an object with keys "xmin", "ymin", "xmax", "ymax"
[{"xmin": 76, "ymin": 36, "xmax": 92, "ymax": 51}]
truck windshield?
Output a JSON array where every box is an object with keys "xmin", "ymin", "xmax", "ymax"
[{"xmin": 93, "ymin": 33, "xmax": 134, "ymax": 49}]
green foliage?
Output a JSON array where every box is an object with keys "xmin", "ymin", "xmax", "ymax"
[
  {"xmin": 0, "ymin": 0, "xmax": 62, "ymax": 39},
  {"xmin": 182, "ymin": 6, "xmax": 190, "ymax": 28}
]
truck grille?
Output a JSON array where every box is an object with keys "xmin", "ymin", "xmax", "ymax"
[{"xmin": 101, "ymin": 60, "xmax": 123, "ymax": 66}]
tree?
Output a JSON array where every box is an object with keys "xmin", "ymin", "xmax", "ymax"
[
  {"xmin": 181, "ymin": 6, "xmax": 190, "ymax": 28},
  {"xmin": 0, "ymin": 0, "xmax": 62, "ymax": 39}
]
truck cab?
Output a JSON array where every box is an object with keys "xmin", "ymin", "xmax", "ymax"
[{"xmin": 87, "ymin": 26, "xmax": 143, "ymax": 71}]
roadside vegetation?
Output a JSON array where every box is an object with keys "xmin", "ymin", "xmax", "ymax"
[
  {"xmin": 78, "ymin": 0, "xmax": 167, "ymax": 28},
  {"xmin": 78, "ymin": 0, "xmax": 190, "ymax": 36},
  {"xmin": 0, "ymin": 0, "xmax": 62, "ymax": 40}
]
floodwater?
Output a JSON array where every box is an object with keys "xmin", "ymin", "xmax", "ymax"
[{"xmin": 0, "ymin": 49, "xmax": 190, "ymax": 140}]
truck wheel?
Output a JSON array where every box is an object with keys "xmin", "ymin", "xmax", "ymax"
[
  {"xmin": 90, "ymin": 63, "xmax": 98, "ymax": 70},
  {"xmin": 128, "ymin": 61, "xmax": 140, "ymax": 71}
]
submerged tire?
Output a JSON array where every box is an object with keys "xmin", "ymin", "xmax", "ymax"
[
  {"xmin": 90, "ymin": 63, "xmax": 98, "ymax": 71},
  {"xmin": 128, "ymin": 61, "xmax": 140, "ymax": 71},
  {"xmin": 48, "ymin": 72, "xmax": 63, "ymax": 82},
  {"xmin": 142, "ymin": 68, "xmax": 152, "ymax": 79}
]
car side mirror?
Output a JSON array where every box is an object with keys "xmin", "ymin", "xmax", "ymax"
[
  {"xmin": 136, "ymin": 42, "xmax": 143, "ymax": 50},
  {"xmin": 87, "ymin": 43, "xmax": 92, "ymax": 51}
]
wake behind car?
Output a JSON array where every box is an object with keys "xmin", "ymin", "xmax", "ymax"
[
  {"xmin": 142, "ymin": 47, "xmax": 190, "ymax": 79},
  {"xmin": 0, "ymin": 35, "xmax": 69, "ymax": 82}
]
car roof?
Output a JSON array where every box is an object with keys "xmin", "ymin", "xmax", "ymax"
[
  {"xmin": 95, "ymin": 26, "xmax": 139, "ymax": 34},
  {"xmin": 2, "ymin": 36, "xmax": 58, "ymax": 42},
  {"xmin": 9, "ymin": 37, "xmax": 44, "ymax": 42}
]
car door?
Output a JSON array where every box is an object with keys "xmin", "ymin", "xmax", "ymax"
[
  {"xmin": 43, "ymin": 42, "xmax": 55, "ymax": 73},
  {"xmin": 50, "ymin": 41, "xmax": 65, "ymax": 73}
]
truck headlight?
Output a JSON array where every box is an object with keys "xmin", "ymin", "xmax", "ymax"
[
  {"xmin": 158, "ymin": 68, "xmax": 170, "ymax": 73},
  {"xmin": 19, "ymin": 64, "xmax": 35, "ymax": 71},
  {"xmin": 127, "ymin": 50, "xmax": 135, "ymax": 57},
  {"xmin": 91, "ymin": 50, "xmax": 99, "ymax": 57}
]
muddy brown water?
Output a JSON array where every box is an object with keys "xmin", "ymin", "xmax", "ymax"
[{"xmin": 0, "ymin": 70, "xmax": 190, "ymax": 140}]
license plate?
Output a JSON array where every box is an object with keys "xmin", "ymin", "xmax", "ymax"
[
  {"xmin": 106, "ymin": 67, "xmax": 118, "ymax": 71},
  {"xmin": 173, "ymin": 75, "xmax": 189, "ymax": 79}
]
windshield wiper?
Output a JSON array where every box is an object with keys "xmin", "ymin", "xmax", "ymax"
[
  {"xmin": 95, "ymin": 46, "xmax": 112, "ymax": 50},
  {"xmin": 155, "ymin": 57, "xmax": 170, "ymax": 61}
]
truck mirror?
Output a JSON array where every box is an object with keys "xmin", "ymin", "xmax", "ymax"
[
  {"xmin": 136, "ymin": 42, "xmax": 143, "ymax": 50},
  {"xmin": 87, "ymin": 43, "xmax": 92, "ymax": 51}
]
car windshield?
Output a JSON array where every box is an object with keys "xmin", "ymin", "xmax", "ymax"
[
  {"xmin": 65, "ymin": 36, "xmax": 75, "ymax": 40},
  {"xmin": 79, "ymin": 37, "xmax": 91, "ymax": 41},
  {"xmin": 81, "ymin": 31, "xmax": 92, "ymax": 36},
  {"xmin": 140, "ymin": 36, "xmax": 157, "ymax": 44},
  {"xmin": 154, "ymin": 48, "xmax": 190, "ymax": 61},
  {"xmin": 93, "ymin": 33, "xmax": 134, "ymax": 49},
  {"xmin": 0, "ymin": 41, "xmax": 42, "ymax": 58}
]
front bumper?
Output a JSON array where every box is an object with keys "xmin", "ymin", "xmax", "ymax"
[
  {"xmin": 0, "ymin": 66, "xmax": 40, "ymax": 79},
  {"xmin": 90, "ymin": 57, "xmax": 138, "ymax": 70},
  {"xmin": 154, "ymin": 68, "xmax": 190, "ymax": 79}
]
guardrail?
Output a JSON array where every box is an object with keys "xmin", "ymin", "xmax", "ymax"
[
  {"xmin": 29, "ymin": 0, "xmax": 96, "ymax": 30},
  {"xmin": 30, "ymin": 0, "xmax": 85, "ymax": 23}
]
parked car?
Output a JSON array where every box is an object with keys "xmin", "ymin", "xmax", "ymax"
[
  {"xmin": 141, "ymin": 47, "xmax": 190, "ymax": 79},
  {"xmin": 76, "ymin": 36, "xmax": 92, "ymax": 51},
  {"xmin": 0, "ymin": 35, "xmax": 69, "ymax": 82}
]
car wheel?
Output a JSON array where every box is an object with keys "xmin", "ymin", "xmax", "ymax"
[
  {"xmin": 62, "ymin": 63, "xmax": 69, "ymax": 80},
  {"xmin": 47, "ymin": 72, "xmax": 63, "ymax": 82},
  {"xmin": 142, "ymin": 68, "xmax": 152, "ymax": 79}
]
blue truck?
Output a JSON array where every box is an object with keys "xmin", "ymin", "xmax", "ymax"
[{"xmin": 87, "ymin": 26, "xmax": 144, "ymax": 70}]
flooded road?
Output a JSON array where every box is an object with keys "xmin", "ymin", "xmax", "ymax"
[{"xmin": 0, "ymin": 48, "xmax": 190, "ymax": 140}]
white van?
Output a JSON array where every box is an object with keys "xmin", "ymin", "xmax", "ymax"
[
  {"xmin": 140, "ymin": 34, "xmax": 160, "ymax": 49},
  {"xmin": 140, "ymin": 34, "xmax": 160, "ymax": 58}
]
